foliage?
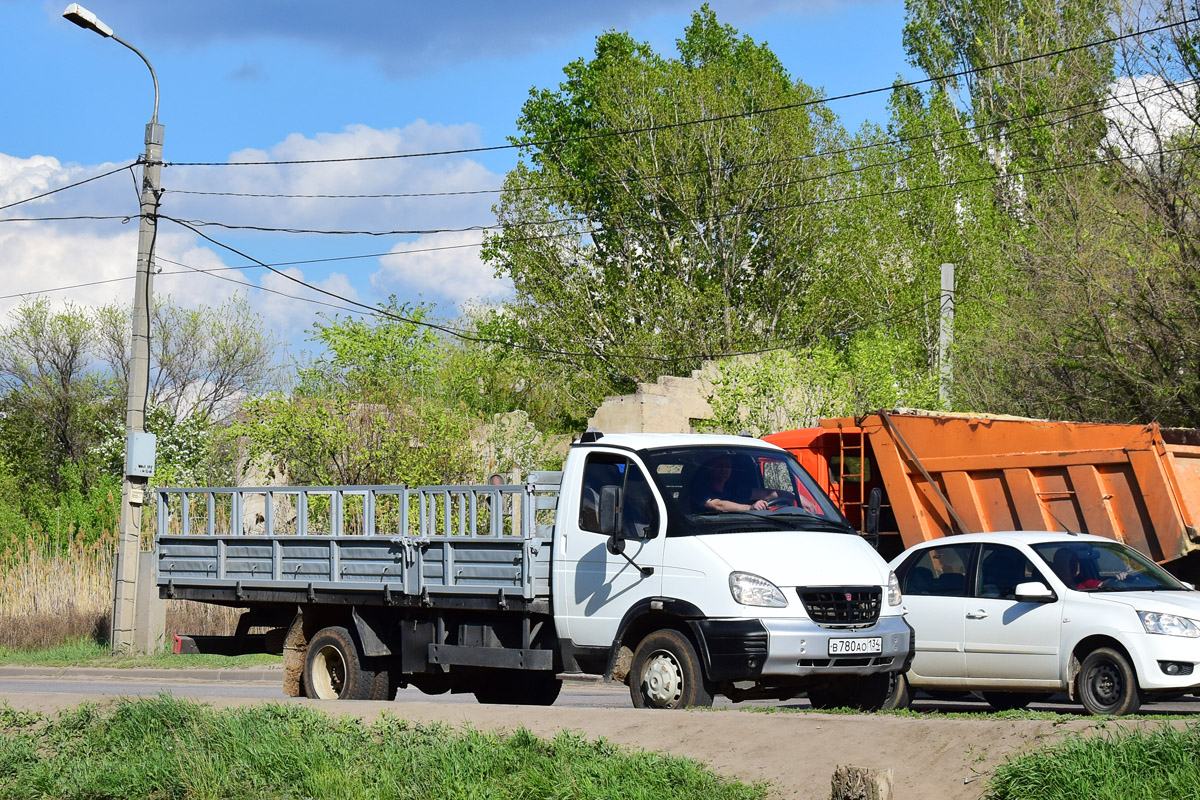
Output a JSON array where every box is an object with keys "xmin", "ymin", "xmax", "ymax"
[
  {"xmin": 985, "ymin": 725, "xmax": 1200, "ymax": 800},
  {"xmin": 237, "ymin": 300, "xmax": 478, "ymax": 487},
  {"xmin": 484, "ymin": 6, "xmax": 852, "ymax": 419},
  {"xmin": 0, "ymin": 696, "xmax": 766, "ymax": 800},
  {"xmin": 94, "ymin": 294, "xmax": 277, "ymax": 420}
]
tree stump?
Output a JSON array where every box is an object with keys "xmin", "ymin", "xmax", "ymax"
[{"xmin": 830, "ymin": 765, "xmax": 893, "ymax": 800}]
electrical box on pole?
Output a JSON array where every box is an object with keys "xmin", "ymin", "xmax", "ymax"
[{"xmin": 124, "ymin": 432, "xmax": 157, "ymax": 478}]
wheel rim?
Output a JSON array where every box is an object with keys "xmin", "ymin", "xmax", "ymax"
[
  {"xmin": 312, "ymin": 644, "xmax": 347, "ymax": 699},
  {"xmin": 1086, "ymin": 659, "xmax": 1122, "ymax": 710},
  {"xmin": 641, "ymin": 649, "xmax": 684, "ymax": 708}
]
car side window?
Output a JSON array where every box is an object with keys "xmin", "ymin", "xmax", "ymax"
[
  {"xmin": 899, "ymin": 544, "xmax": 972, "ymax": 597},
  {"xmin": 976, "ymin": 544, "xmax": 1042, "ymax": 600}
]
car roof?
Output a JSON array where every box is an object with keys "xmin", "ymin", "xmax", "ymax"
[{"xmin": 901, "ymin": 531, "xmax": 1113, "ymax": 549}]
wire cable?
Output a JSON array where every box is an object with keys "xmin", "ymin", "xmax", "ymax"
[
  {"xmin": 0, "ymin": 163, "xmax": 136, "ymax": 213},
  {"xmin": 160, "ymin": 76, "xmax": 1198, "ymax": 203},
  {"xmin": 164, "ymin": 17, "xmax": 1197, "ymax": 168}
]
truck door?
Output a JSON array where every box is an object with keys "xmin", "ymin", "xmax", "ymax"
[{"xmin": 556, "ymin": 450, "xmax": 664, "ymax": 647}]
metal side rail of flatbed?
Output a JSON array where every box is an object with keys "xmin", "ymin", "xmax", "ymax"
[{"xmin": 155, "ymin": 474, "xmax": 562, "ymax": 611}]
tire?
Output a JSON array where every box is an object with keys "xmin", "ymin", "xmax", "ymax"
[
  {"xmin": 807, "ymin": 676, "xmax": 859, "ymax": 710},
  {"xmin": 303, "ymin": 626, "xmax": 389, "ymax": 701},
  {"xmin": 981, "ymin": 691, "xmax": 1049, "ymax": 711},
  {"xmin": 474, "ymin": 673, "xmax": 563, "ymax": 706},
  {"xmin": 629, "ymin": 629, "xmax": 714, "ymax": 709},
  {"xmin": 1078, "ymin": 647, "xmax": 1141, "ymax": 716},
  {"xmin": 875, "ymin": 671, "xmax": 912, "ymax": 711}
]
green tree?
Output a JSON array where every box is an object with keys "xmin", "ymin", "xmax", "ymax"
[
  {"xmin": 484, "ymin": 7, "xmax": 850, "ymax": 419},
  {"xmin": 237, "ymin": 301, "xmax": 477, "ymax": 486}
]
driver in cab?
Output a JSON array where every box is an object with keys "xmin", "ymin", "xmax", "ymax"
[{"xmin": 693, "ymin": 454, "xmax": 777, "ymax": 513}]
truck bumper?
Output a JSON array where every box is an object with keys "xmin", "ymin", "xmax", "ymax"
[
  {"xmin": 694, "ymin": 615, "xmax": 912, "ymax": 681},
  {"xmin": 760, "ymin": 614, "xmax": 912, "ymax": 677}
]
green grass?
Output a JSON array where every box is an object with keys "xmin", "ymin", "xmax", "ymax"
[
  {"xmin": 0, "ymin": 695, "xmax": 766, "ymax": 800},
  {"xmin": 0, "ymin": 638, "xmax": 280, "ymax": 669},
  {"xmin": 985, "ymin": 724, "xmax": 1200, "ymax": 800}
]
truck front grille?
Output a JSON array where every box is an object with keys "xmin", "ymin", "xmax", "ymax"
[{"xmin": 798, "ymin": 587, "xmax": 881, "ymax": 627}]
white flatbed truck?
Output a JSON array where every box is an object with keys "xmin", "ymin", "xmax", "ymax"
[{"xmin": 156, "ymin": 431, "xmax": 913, "ymax": 708}]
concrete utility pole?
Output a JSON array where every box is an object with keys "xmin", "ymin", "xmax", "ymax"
[
  {"xmin": 63, "ymin": 4, "xmax": 161, "ymax": 654},
  {"xmin": 938, "ymin": 263, "xmax": 955, "ymax": 410}
]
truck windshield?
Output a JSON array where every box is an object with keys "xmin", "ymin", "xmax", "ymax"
[
  {"xmin": 640, "ymin": 445, "xmax": 853, "ymax": 537},
  {"xmin": 1031, "ymin": 540, "xmax": 1188, "ymax": 592}
]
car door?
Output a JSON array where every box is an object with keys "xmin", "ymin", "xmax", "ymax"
[
  {"xmin": 897, "ymin": 543, "xmax": 973, "ymax": 680},
  {"xmin": 963, "ymin": 543, "xmax": 1062, "ymax": 684},
  {"xmin": 556, "ymin": 450, "xmax": 665, "ymax": 647}
]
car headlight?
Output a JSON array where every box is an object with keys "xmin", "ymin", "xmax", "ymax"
[
  {"xmin": 729, "ymin": 571, "xmax": 788, "ymax": 608},
  {"xmin": 888, "ymin": 570, "xmax": 902, "ymax": 606},
  {"xmin": 1138, "ymin": 611, "xmax": 1200, "ymax": 638}
]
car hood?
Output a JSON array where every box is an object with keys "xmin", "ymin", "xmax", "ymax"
[
  {"xmin": 692, "ymin": 531, "xmax": 889, "ymax": 588},
  {"xmin": 1097, "ymin": 590, "xmax": 1200, "ymax": 617}
]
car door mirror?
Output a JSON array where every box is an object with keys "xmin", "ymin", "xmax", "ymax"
[{"xmin": 1015, "ymin": 581, "xmax": 1055, "ymax": 602}]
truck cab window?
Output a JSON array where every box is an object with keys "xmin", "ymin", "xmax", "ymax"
[{"xmin": 578, "ymin": 452, "xmax": 659, "ymax": 538}]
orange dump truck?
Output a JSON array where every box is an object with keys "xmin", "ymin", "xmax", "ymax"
[{"xmin": 764, "ymin": 410, "xmax": 1200, "ymax": 581}]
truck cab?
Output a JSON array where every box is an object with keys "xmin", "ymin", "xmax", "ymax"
[{"xmin": 552, "ymin": 432, "xmax": 913, "ymax": 709}]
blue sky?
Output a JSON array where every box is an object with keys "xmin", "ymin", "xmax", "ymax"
[{"xmin": 1, "ymin": 0, "xmax": 913, "ymax": 352}]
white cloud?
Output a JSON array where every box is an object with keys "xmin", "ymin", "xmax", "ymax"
[
  {"xmin": 372, "ymin": 231, "xmax": 512, "ymax": 307},
  {"xmin": 1103, "ymin": 76, "xmax": 1197, "ymax": 158},
  {"xmin": 167, "ymin": 121, "xmax": 502, "ymax": 234}
]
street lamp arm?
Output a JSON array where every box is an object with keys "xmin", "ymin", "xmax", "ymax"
[{"xmin": 112, "ymin": 35, "xmax": 159, "ymax": 125}]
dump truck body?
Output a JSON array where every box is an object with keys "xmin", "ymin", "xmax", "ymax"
[{"xmin": 765, "ymin": 411, "xmax": 1200, "ymax": 580}]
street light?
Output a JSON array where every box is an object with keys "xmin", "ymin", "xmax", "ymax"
[{"xmin": 63, "ymin": 3, "xmax": 162, "ymax": 655}]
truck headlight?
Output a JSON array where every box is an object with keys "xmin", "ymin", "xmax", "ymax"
[
  {"xmin": 729, "ymin": 571, "xmax": 788, "ymax": 608},
  {"xmin": 1138, "ymin": 611, "xmax": 1200, "ymax": 637},
  {"xmin": 888, "ymin": 571, "xmax": 902, "ymax": 606}
]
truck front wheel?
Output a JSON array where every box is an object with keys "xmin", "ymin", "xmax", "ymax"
[
  {"xmin": 304, "ymin": 626, "xmax": 388, "ymax": 701},
  {"xmin": 629, "ymin": 629, "xmax": 713, "ymax": 709}
]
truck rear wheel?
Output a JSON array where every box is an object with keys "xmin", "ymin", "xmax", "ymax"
[
  {"xmin": 304, "ymin": 626, "xmax": 388, "ymax": 701},
  {"xmin": 629, "ymin": 629, "xmax": 713, "ymax": 709}
]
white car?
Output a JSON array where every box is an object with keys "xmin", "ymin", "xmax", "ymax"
[{"xmin": 888, "ymin": 531, "xmax": 1200, "ymax": 715}]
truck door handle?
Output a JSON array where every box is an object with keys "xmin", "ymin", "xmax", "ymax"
[{"xmin": 966, "ymin": 609, "xmax": 989, "ymax": 619}]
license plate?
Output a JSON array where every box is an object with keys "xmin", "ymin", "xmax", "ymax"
[{"xmin": 828, "ymin": 637, "xmax": 882, "ymax": 656}]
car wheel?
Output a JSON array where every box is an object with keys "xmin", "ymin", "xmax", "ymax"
[
  {"xmin": 856, "ymin": 671, "xmax": 911, "ymax": 711},
  {"xmin": 303, "ymin": 626, "xmax": 388, "ymax": 701},
  {"xmin": 981, "ymin": 691, "xmax": 1050, "ymax": 711},
  {"xmin": 629, "ymin": 629, "xmax": 714, "ymax": 709},
  {"xmin": 1078, "ymin": 647, "xmax": 1141, "ymax": 716}
]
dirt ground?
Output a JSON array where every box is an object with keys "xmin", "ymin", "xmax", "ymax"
[{"xmin": 4, "ymin": 691, "xmax": 1188, "ymax": 800}]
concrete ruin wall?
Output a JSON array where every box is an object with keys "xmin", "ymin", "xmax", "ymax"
[{"xmin": 587, "ymin": 363, "xmax": 722, "ymax": 434}]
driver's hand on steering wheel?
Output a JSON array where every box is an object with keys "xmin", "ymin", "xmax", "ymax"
[{"xmin": 749, "ymin": 498, "xmax": 770, "ymax": 511}]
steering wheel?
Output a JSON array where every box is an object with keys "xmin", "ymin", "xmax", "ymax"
[{"xmin": 766, "ymin": 493, "xmax": 798, "ymax": 510}]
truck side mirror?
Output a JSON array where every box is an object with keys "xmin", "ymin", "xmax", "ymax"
[
  {"xmin": 865, "ymin": 487, "xmax": 882, "ymax": 537},
  {"xmin": 599, "ymin": 485, "xmax": 622, "ymax": 538}
]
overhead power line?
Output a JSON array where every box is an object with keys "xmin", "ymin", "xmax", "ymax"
[
  {"xmin": 162, "ymin": 75, "xmax": 1198, "ymax": 203},
  {"xmin": 164, "ymin": 17, "xmax": 1197, "ymax": 169},
  {"xmin": 0, "ymin": 163, "xmax": 135, "ymax": 213}
]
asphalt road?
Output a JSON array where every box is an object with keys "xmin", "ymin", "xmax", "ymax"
[{"xmin": 1, "ymin": 666, "xmax": 1198, "ymax": 714}]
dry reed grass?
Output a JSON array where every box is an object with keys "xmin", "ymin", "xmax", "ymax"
[
  {"xmin": 0, "ymin": 534, "xmax": 112, "ymax": 650},
  {"xmin": 0, "ymin": 533, "xmax": 244, "ymax": 651}
]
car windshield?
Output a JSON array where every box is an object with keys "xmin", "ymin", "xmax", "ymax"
[
  {"xmin": 640, "ymin": 445, "xmax": 853, "ymax": 537},
  {"xmin": 1031, "ymin": 540, "xmax": 1187, "ymax": 592}
]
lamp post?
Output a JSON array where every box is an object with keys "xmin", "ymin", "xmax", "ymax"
[{"xmin": 63, "ymin": 3, "xmax": 162, "ymax": 655}]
